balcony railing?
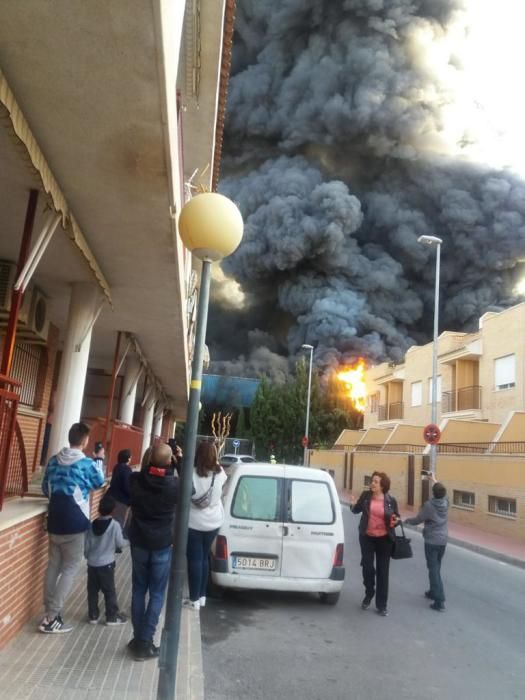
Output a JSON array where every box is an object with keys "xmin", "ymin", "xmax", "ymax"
[
  {"xmin": 442, "ymin": 386, "xmax": 481, "ymax": 413},
  {"xmin": 378, "ymin": 402, "xmax": 404, "ymax": 421}
]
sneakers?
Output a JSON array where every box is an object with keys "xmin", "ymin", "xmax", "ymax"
[
  {"xmin": 38, "ymin": 616, "xmax": 50, "ymax": 632},
  {"xmin": 430, "ymin": 602, "xmax": 446, "ymax": 612},
  {"xmin": 131, "ymin": 640, "xmax": 160, "ymax": 661},
  {"xmin": 40, "ymin": 615, "xmax": 73, "ymax": 634},
  {"xmin": 88, "ymin": 616, "xmax": 100, "ymax": 625},
  {"xmin": 199, "ymin": 596, "xmax": 206, "ymax": 608},
  {"xmin": 361, "ymin": 596, "xmax": 373, "ymax": 610},
  {"xmin": 182, "ymin": 599, "xmax": 200, "ymax": 611},
  {"xmin": 424, "ymin": 590, "xmax": 434, "ymax": 600},
  {"xmin": 376, "ymin": 608, "xmax": 389, "ymax": 617},
  {"xmin": 105, "ymin": 612, "xmax": 128, "ymax": 626}
]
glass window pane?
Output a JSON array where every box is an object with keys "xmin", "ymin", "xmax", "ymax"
[
  {"xmin": 494, "ymin": 355, "xmax": 515, "ymax": 388},
  {"xmin": 289, "ymin": 480, "xmax": 334, "ymax": 524},
  {"xmin": 232, "ymin": 476, "xmax": 281, "ymax": 521},
  {"xmin": 411, "ymin": 381, "xmax": 422, "ymax": 406}
]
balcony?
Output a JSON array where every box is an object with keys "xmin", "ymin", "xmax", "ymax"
[
  {"xmin": 442, "ymin": 386, "xmax": 481, "ymax": 413},
  {"xmin": 378, "ymin": 402, "xmax": 404, "ymax": 421}
]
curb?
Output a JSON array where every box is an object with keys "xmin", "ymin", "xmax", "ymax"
[{"xmin": 340, "ymin": 500, "xmax": 525, "ymax": 571}]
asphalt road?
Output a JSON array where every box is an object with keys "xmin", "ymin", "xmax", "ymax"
[{"xmin": 201, "ymin": 506, "xmax": 525, "ymax": 700}]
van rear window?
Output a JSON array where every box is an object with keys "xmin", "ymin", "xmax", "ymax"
[
  {"xmin": 231, "ymin": 476, "xmax": 281, "ymax": 521},
  {"xmin": 288, "ymin": 480, "xmax": 334, "ymax": 524}
]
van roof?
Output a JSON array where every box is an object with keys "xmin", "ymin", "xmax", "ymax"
[{"xmin": 228, "ymin": 462, "xmax": 333, "ymax": 482}]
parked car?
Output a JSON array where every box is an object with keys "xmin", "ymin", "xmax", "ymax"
[
  {"xmin": 220, "ymin": 453, "xmax": 256, "ymax": 470},
  {"xmin": 210, "ymin": 463, "xmax": 345, "ymax": 604}
]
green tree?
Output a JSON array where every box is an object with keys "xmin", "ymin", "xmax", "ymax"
[{"xmin": 250, "ymin": 362, "xmax": 360, "ymax": 462}]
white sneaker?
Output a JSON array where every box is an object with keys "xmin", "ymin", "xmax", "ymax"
[
  {"xmin": 199, "ymin": 597, "xmax": 206, "ymax": 608},
  {"xmin": 182, "ymin": 599, "xmax": 200, "ymax": 611}
]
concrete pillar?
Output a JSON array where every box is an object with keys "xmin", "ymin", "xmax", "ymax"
[
  {"xmin": 141, "ymin": 396, "xmax": 156, "ymax": 458},
  {"xmin": 48, "ymin": 283, "xmax": 102, "ymax": 458},
  {"xmin": 119, "ymin": 354, "xmax": 141, "ymax": 425},
  {"xmin": 154, "ymin": 408, "xmax": 164, "ymax": 439}
]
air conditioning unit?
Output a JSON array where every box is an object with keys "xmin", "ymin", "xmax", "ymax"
[
  {"xmin": 0, "ymin": 259, "xmax": 31, "ymax": 325},
  {"xmin": 26, "ymin": 287, "xmax": 49, "ymax": 343}
]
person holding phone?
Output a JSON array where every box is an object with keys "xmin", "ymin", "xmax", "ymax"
[
  {"xmin": 404, "ymin": 476, "xmax": 449, "ymax": 612},
  {"xmin": 351, "ymin": 471, "xmax": 400, "ymax": 617}
]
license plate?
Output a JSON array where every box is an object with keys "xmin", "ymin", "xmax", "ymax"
[{"xmin": 232, "ymin": 556, "xmax": 276, "ymax": 571}]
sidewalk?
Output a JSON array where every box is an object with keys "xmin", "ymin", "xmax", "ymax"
[
  {"xmin": 340, "ymin": 489, "xmax": 525, "ymax": 569},
  {"xmin": 0, "ymin": 550, "xmax": 204, "ymax": 700}
]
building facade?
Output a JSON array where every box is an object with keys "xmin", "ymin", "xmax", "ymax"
[
  {"xmin": 0, "ymin": 0, "xmax": 235, "ymax": 649},
  {"xmin": 364, "ymin": 303, "xmax": 525, "ymax": 429}
]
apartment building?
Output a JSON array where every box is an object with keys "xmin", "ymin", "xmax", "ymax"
[{"xmin": 364, "ymin": 302, "xmax": 525, "ymax": 429}]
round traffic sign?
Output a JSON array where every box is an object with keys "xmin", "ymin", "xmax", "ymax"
[
  {"xmin": 232, "ymin": 439, "xmax": 240, "ymax": 448},
  {"xmin": 301, "ymin": 436, "xmax": 309, "ymax": 448},
  {"xmin": 423, "ymin": 423, "xmax": 441, "ymax": 445}
]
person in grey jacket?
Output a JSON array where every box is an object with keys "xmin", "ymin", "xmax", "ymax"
[
  {"xmin": 405, "ymin": 479, "xmax": 449, "ymax": 612},
  {"xmin": 85, "ymin": 492, "xmax": 128, "ymax": 625}
]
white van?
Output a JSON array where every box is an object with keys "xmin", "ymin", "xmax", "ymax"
[{"xmin": 210, "ymin": 463, "xmax": 345, "ymax": 604}]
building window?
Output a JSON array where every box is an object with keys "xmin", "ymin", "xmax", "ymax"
[
  {"xmin": 488, "ymin": 496, "xmax": 516, "ymax": 518},
  {"xmin": 411, "ymin": 381, "xmax": 422, "ymax": 407},
  {"xmin": 364, "ymin": 475, "xmax": 372, "ymax": 487},
  {"xmin": 453, "ymin": 490, "xmax": 475, "ymax": 510},
  {"xmin": 428, "ymin": 376, "xmax": 442, "ymax": 403},
  {"xmin": 10, "ymin": 342, "xmax": 46, "ymax": 409},
  {"xmin": 494, "ymin": 354, "xmax": 516, "ymax": 390},
  {"xmin": 370, "ymin": 392, "xmax": 379, "ymax": 413}
]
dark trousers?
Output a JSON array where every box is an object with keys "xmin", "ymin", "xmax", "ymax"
[
  {"xmin": 186, "ymin": 528, "xmax": 219, "ymax": 602},
  {"xmin": 424, "ymin": 543, "xmax": 446, "ymax": 604},
  {"xmin": 131, "ymin": 545, "xmax": 171, "ymax": 644},
  {"xmin": 359, "ymin": 534, "xmax": 393, "ymax": 611},
  {"xmin": 87, "ymin": 562, "xmax": 118, "ymax": 621}
]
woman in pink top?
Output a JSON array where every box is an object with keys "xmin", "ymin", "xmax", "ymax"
[{"xmin": 351, "ymin": 471, "xmax": 400, "ymax": 616}]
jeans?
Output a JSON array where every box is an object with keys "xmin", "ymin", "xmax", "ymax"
[
  {"xmin": 186, "ymin": 528, "xmax": 219, "ymax": 602},
  {"xmin": 424, "ymin": 543, "xmax": 446, "ymax": 604},
  {"xmin": 44, "ymin": 532, "xmax": 85, "ymax": 618},
  {"xmin": 131, "ymin": 545, "xmax": 171, "ymax": 643},
  {"xmin": 359, "ymin": 534, "xmax": 393, "ymax": 611},
  {"xmin": 87, "ymin": 562, "xmax": 119, "ymax": 621}
]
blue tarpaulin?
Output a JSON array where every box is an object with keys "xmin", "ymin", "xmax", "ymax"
[{"xmin": 201, "ymin": 374, "xmax": 260, "ymax": 408}]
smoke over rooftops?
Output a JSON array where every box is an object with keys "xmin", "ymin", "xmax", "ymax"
[{"xmin": 207, "ymin": 0, "xmax": 525, "ymax": 378}]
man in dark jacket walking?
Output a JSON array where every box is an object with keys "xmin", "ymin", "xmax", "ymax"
[
  {"xmin": 128, "ymin": 443, "xmax": 178, "ymax": 660},
  {"xmin": 108, "ymin": 448, "xmax": 133, "ymax": 530},
  {"xmin": 405, "ymin": 479, "xmax": 449, "ymax": 612}
]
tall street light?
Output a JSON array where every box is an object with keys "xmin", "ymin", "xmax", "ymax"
[
  {"xmin": 157, "ymin": 193, "xmax": 243, "ymax": 700},
  {"xmin": 301, "ymin": 344, "xmax": 314, "ymax": 466},
  {"xmin": 417, "ymin": 234, "xmax": 443, "ymax": 476}
]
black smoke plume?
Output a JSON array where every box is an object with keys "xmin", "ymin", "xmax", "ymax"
[{"xmin": 208, "ymin": 0, "xmax": 525, "ymax": 377}]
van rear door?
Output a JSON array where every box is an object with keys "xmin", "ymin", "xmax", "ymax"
[
  {"xmin": 280, "ymin": 475, "xmax": 339, "ymax": 579},
  {"xmin": 226, "ymin": 471, "xmax": 285, "ymax": 577}
]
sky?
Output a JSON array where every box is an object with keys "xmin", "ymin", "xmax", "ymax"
[{"xmin": 207, "ymin": 0, "xmax": 525, "ymax": 380}]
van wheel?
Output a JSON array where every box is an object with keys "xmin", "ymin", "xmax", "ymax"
[{"xmin": 319, "ymin": 592, "xmax": 340, "ymax": 606}]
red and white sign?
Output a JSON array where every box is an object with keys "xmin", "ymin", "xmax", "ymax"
[
  {"xmin": 423, "ymin": 423, "xmax": 441, "ymax": 445},
  {"xmin": 301, "ymin": 436, "xmax": 309, "ymax": 448}
]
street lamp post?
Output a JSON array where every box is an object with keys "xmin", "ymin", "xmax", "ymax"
[
  {"xmin": 301, "ymin": 344, "xmax": 314, "ymax": 466},
  {"xmin": 157, "ymin": 193, "xmax": 243, "ymax": 700},
  {"xmin": 417, "ymin": 234, "xmax": 443, "ymax": 476}
]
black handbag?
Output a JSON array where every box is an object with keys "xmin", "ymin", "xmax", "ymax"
[{"xmin": 391, "ymin": 521, "xmax": 413, "ymax": 560}]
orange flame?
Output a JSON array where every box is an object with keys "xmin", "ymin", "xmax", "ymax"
[{"xmin": 337, "ymin": 358, "xmax": 367, "ymax": 413}]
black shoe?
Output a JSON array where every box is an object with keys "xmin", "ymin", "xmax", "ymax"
[
  {"xmin": 361, "ymin": 596, "xmax": 373, "ymax": 610},
  {"xmin": 430, "ymin": 602, "xmax": 446, "ymax": 612},
  {"xmin": 133, "ymin": 640, "xmax": 160, "ymax": 661},
  {"xmin": 424, "ymin": 590, "xmax": 434, "ymax": 600},
  {"xmin": 105, "ymin": 612, "xmax": 128, "ymax": 626},
  {"xmin": 376, "ymin": 608, "xmax": 389, "ymax": 617}
]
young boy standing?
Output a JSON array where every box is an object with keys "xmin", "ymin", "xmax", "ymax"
[{"xmin": 85, "ymin": 492, "xmax": 128, "ymax": 625}]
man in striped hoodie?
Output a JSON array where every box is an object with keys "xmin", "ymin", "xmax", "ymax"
[{"xmin": 39, "ymin": 422, "xmax": 105, "ymax": 633}]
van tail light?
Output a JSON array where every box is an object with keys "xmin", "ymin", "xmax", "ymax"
[
  {"xmin": 215, "ymin": 535, "xmax": 228, "ymax": 560},
  {"xmin": 333, "ymin": 543, "xmax": 344, "ymax": 567}
]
